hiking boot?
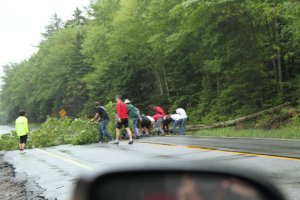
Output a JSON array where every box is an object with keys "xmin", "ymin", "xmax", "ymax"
[
  {"xmin": 109, "ymin": 140, "xmax": 119, "ymax": 144},
  {"xmin": 128, "ymin": 140, "xmax": 134, "ymax": 145}
]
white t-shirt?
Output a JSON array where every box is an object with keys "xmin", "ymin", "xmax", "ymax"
[
  {"xmin": 170, "ymin": 114, "xmax": 183, "ymax": 121},
  {"xmin": 176, "ymin": 108, "xmax": 187, "ymax": 118},
  {"xmin": 146, "ymin": 116, "xmax": 155, "ymax": 122}
]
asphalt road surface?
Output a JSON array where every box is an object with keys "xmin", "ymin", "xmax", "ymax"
[
  {"xmin": 2, "ymin": 135, "xmax": 300, "ymax": 200},
  {"xmin": 0, "ymin": 125, "xmax": 14, "ymax": 136}
]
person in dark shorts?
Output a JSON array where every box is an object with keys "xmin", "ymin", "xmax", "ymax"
[
  {"xmin": 15, "ymin": 110, "xmax": 29, "ymax": 153},
  {"xmin": 111, "ymin": 95, "xmax": 134, "ymax": 144},
  {"xmin": 93, "ymin": 102, "xmax": 113, "ymax": 143}
]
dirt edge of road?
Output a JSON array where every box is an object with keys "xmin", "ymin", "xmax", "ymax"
[{"xmin": 0, "ymin": 153, "xmax": 46, "ymax": 200}]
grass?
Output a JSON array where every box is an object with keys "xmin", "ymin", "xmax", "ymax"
[{"xmin": 190, "ymin": 125, "xmax": 300, "ymax": 140}]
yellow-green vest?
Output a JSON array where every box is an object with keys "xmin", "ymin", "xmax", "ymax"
[{"xmin": 15, "ymin": 116, "xmax": 29, "ymax": 136}]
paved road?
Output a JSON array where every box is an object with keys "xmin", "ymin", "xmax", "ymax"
[
  {"xmin": 2, "ymin": 136, "xmax": 300, "ymax": 200},
  {"xmin": 143, "ymin": 135, "xmax": 300, "ymax": 158},
  {"xmin": 0, "ymin": 125, "xmax": 14, "ymax": 136}
]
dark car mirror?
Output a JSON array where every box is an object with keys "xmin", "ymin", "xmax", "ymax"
[{"xmin": 72, "ymin": 167, "xmax": 285, "ymax": 200}]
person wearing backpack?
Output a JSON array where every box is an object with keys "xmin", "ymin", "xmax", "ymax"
[{"xmin": 124, "ymin": 99, "xmax": 141, "ymax": 139}]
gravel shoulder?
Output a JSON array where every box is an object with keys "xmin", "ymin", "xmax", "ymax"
[{"xmin": 0, "ymin": 153, "xmax": 46, "ymax": 200}]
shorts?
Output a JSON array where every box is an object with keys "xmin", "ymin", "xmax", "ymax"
[
  {"xmin": 20, "ymin": 135, "xmax": 28, "ymax": 144},
  {"xmin": 141, "ymin": 118, "xmax": 151, "ymax": 128},
  {"xmin": 116, "ymin": 118, "xmax": 129, "ymax": 129}
]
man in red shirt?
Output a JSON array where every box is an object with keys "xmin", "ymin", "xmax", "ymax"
[
  {"xmin": 150, "ymin": 105, "xmax": 167, "ymax": 116},
  {"xmin": 111, "ymin": 95, "xmax": 133, "ymax": 144},
  {"xmin": 152, "ymin": 113, "xmax": 165, "ymax": 136}
]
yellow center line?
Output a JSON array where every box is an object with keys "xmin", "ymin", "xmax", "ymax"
[
  {"xmin": 35, "ymin": 148, "xmax": 93, "ymax": 170},
  {"xmin": 139, "ymin": 141, "xmax": 300, "ymax": 162}
]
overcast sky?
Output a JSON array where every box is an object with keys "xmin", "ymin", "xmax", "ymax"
[{"xmin": 0, "ymin": 0, "xmax": 91, "ymax": 77}]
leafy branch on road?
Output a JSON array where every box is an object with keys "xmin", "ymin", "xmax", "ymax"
[{"xmin": 0, "ymin": 117, "xmax": 102, "ymax": 151}]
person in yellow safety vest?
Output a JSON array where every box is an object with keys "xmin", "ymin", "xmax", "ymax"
[{"xmin": 15, "ymin": 110, "xmax": 29, "ymax": 152}]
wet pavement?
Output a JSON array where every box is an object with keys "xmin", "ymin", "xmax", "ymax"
[
  {"xmin": 0, "ymin": 154, "xmax": 45, "ymax": 200},
  {"xmin": 1, "ymin": 136, "xmax": 300, "ymax": 200},
  {"xmin": 0, "ymin": 125, "xmax": 14, "ymax": 136},
  {"xmin": 141, "ymin": 135, "xmax": 300, "ymax": 158}
]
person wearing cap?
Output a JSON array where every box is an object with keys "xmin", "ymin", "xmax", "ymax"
[
  {"xmin": 15, "ymin": 110, "xmax": 29, "ymax": 152},
  {"xmin": 93, "ymin": 102, "xmax": 113, "ymax": 143},
  {"xmin": 124, "ymin": 99, "xmax": 141, "ymax": 139}
]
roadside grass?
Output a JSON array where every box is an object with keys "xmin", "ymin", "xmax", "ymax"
[{"xmin": 190, "ymin": 125, "xmax": 300, "ymax": 140}]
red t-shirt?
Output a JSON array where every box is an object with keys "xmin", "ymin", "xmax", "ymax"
[
  {"xmin": 116, "ymin": 100, "xmax": 128, "ymax": 119},
  {"xmin": 153, "ymin": 114, "xmax": 163, "ymax": 122},
  {"xmin": 154, "ymin": 106, "xmax": 167, "ymax": 116}
]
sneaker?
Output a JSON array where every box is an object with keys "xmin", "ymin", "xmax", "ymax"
[
  {"xmin": 136, "ymin": 136, "xmax": 140, "ymax": 139},
  {"xmin": 98, "ymin": 141, "xmax": 103, "ymax": 144},
  {"xmin": 128, "ymin": 140, "xmax": 133, "ymax": 145},
  {"xmin": 109, "ymin": 140, "xmax": 119, "ymax": 144}
]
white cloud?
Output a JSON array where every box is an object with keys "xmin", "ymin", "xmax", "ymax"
[{"xmin": 0, "ymin": 0, "xmax": 90, "ymax": 77}]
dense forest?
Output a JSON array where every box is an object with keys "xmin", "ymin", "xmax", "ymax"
[{"xmin": 1, "ymin": 0, "xmax": 300, "ymax": 124}]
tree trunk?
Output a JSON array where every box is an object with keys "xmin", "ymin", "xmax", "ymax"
[
  {"xmin": 274, "ymin": 18, "xmax": 283, "ymax": 95},
  {"xmin": 277, "ymin": 48, "xmax": 283, "ymax": 95},
  {"xmin": 187, "ymin": 102, "xmax": 291, "ymax": 131},
  {"xmin": 158, "ymin": 50, "xmax": 170, "ymax": 97},
  {"xmin": 216, "ymin": 74, "xmax": 220, "ymax": 94},
  {"xmin": 156, "ymin": 73, "xmax": 164, "ymax": 95}
]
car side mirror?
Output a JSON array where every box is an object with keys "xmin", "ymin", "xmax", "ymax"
[{"xmin": 72, "ymin": 166, "xmax": 285, "ymax": 200}]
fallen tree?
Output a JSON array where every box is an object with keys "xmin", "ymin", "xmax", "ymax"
[{"xmin": 187, "ymin": 102, "xmax": 292, "ymax": 131}]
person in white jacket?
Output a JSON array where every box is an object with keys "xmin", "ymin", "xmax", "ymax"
[{"xmin": 170, "ymin": 114, "xmax": 183, "ymax": 134}]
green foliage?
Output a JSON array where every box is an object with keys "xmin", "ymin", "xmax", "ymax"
[
  {"xmin": 28, "ymin": 117, "xmax": 99, "ymax": 148},
  {"xmin": 0, "ymin": 117, "xmax": 100, "ymax": 151},
  {"xmin": 2, "ymin": 0, "xmax": 300, "ymax": 125},
  {"xmin": 0, "ymin": 131, "xmax": 19, "ymax": 151}
]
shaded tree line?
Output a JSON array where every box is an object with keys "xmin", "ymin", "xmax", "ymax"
[{"xmin": 1, "ymin": 0, "xmax": 300, "ymax": 124}]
